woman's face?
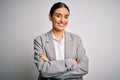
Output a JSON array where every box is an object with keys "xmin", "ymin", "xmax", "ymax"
[{"xmin": 49, "ymin": 7, "xmax": 69, "ymax": 32}]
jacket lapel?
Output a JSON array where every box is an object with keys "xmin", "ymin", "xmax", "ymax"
[
  {"xmin": 44, "ymin": 31, "xmax": 74, "ymax": 60},
  {"xmin": 64, "ymin": 31, "xmax": 74, "ymax": 59},
  {"xmin": 45, "ymin": 30, "xmax": 56, "ymax": 60}
]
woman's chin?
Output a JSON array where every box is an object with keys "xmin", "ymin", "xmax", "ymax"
[{"xmin": 53, "ymin": 28, "xmax": 64, "ymax": 32}]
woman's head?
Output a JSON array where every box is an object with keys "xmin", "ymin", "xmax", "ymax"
[
  {"xmin": 49, "ymin": 2, "xmax": 70, "ymax": 16},
  {"xmin": 49, "ymin": 2, "xmax": 70, "ymax": 32}
]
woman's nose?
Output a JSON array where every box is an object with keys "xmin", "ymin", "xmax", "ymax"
[{"xmin": 60, "ymin": 17, "xmax": 65, "ymax": 23}]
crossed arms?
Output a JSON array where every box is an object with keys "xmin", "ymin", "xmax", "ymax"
[
  {"xmin": 34, "ymin": 37, "xmax": 89, "ymax": 79},
  {"xmin": 40, "ymin": 54, "xmax": 78, "ymax": 65}
]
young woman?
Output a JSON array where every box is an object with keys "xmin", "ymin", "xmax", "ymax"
[{"xmin": 34, "ymin": 2, "xmax": 89, "ymax": 80}]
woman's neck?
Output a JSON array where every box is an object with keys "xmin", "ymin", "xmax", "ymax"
[{"xmin": 52, "ymin": 29, "xmax": 64, "ymax": 41}]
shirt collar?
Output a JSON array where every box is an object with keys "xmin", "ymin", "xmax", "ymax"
[{"xmin": 51, "ymin": 31, "xmax": 65, "ymax": 42}]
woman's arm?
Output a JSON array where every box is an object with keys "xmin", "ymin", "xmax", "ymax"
[
  {"xmin": 40, "ymin": 54, "xmax": 78, "ymax": 65},
  {"xmin": 38, "ymin": 44, "xmax": 88, "ymax": 79},
  {"xmin": 34, "ymin": 37, "xmax": 74, "ymax": 78},
  {"xmin": 55, "ymin": 42, "xmax": 89, "ymax": 79}
]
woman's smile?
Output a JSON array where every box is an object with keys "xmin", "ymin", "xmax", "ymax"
[{"xmin": 58, "ymin": 23, "xmax": 65, "ymax": 27}]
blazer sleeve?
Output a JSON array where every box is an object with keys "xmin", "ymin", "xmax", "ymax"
[
  {"xmin": 54, "ymin": 37, "xmax": 89, "ymax": 79},
  {"xmin": 33, "ymin": 37, "xmax": 75, "ymax": 78}
]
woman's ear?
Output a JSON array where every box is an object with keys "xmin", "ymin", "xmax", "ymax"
[{"xmin": 49, "ymin": 14, "xmax": 52, "ymax": 21}]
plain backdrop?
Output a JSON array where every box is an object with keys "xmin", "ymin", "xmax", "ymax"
[{"xmin": 0, "ymin": 0, "xmax": 120, "ymax": 80}]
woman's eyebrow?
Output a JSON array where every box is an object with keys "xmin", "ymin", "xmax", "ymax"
[
  {"xmin": 65, "ymin": 14, "xmax": 69, "ymax": 16},
  {"xmin": 55, "ymin": 13, "xmax": 62, "ymax": 15},
  {"xmin": 55, "ymin": 13, "xmax": 69, "ymax": 16}
]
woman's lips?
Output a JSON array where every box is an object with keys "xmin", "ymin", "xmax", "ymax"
[{"xmin": 58, "ymin": 23, "xmax": 65, "ymax": 27}]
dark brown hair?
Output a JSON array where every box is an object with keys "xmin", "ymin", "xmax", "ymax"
[{"xmin": 49, "ymin": 2, "xmax": 70, "ymax": 16}]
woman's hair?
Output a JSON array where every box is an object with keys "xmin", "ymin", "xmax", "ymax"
[{"xmin": 49, "ymin": 2, "xmax": 70, "ymax": 16}]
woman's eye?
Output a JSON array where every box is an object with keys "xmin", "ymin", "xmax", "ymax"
[
  {"xmin": 65, "ymin": 16, "xmax": 68, "ymax": 18},
  {"xmin": 56, "ymin": 15, "xmax": 61, "ymax": 17},
  {"xmin": 64, "ymin": 16, "xmax": 69, "ymax": 19}
]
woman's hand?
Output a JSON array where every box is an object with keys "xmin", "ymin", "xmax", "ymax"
[
  {"xmin": 72, "ymin": 59, "xmax": 78, "ymax": 65},
  {"xmin": 39, "ymin": 54, "xmax": 49, "ymax": 62}
]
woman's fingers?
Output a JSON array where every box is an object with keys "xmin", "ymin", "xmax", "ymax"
[
  {"xmin": 39, "ymin": 54, "xmax": 49, "ymax": 62},
  {"xmin": 72, "ymin": 59, "xmax": 78, "ymax": 65}
]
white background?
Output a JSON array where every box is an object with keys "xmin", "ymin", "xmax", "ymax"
[{"xmin": 0, "ymin": 0, "xmax": 120, "ymax": 80}]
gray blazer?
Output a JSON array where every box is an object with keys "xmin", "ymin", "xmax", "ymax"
[{"xmin": 34, "ymin": 30, "xmax": 89, "ymax": 80}]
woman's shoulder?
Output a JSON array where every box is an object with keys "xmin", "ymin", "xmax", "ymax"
[
  {"xmin": 65, "ymin": 31, "xmax": 82, "ymax": 41},
  {"xmin": 34, "ymin": 30, "xmax": 51, "ymax": 41},
  {"xmin": 34, "ymin": 33, "xmax": 45, "ymax": 40}
]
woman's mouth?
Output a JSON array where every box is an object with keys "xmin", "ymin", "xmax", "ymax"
[{"xmin": 58, "ymin": 23, "xmax": 65, "ymax": 27}]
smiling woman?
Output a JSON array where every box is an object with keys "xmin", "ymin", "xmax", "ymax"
[
  {"xmin": 49, "ymin": 7, "xmax": 69, "ymax": 34},
  {"xmin": 33, "ymin": 2, "xmax": 89, "ymax": 80}
]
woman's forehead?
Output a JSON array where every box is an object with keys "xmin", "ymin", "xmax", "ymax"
[{"xmin": 54, "ymin": 8, "xmax": 69, "ymax": 15}]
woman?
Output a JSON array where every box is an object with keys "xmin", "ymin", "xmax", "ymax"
[{"xmin": 34, "ymin": 2, "xmax": 89, "ymax": 80}]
